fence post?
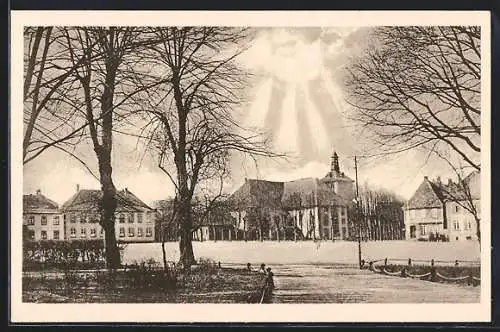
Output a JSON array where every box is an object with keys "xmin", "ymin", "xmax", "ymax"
[
  {"xmin": 408, "ymin": 258, "xmax": 412, "ymax": 266},
  {"xmin": 430, "ymin": 259, "xmax": 436, "ymax": 282},
  {"xmin": 384, "ymin": 258, "xmax": 388, "ymax": 267}
]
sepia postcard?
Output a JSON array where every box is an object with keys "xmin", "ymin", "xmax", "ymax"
[{"xmin": 10, "ymin": 10, "xmax": 491, "ymax": 323}]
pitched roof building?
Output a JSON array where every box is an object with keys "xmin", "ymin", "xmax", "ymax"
[
  {"xmin": 23, "ymin": 189, "xmax": 64, "ymax": 242},
  {"xmin": 404, "ymin": 171, "xmax": 480, "ymax": 241},
  {"xmin": 228, "ymin": 151, "xmax": 355, "ymax": 241},
  {"xmin": 61, "ymin": 186, "xmax": 155, "ymax": 242}
]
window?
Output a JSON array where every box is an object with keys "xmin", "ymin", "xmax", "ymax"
[
  {"xmin": 137, "ymin": 227, "xmax": 143, "ymax": 237},
  {"xmin": 453, "ymin": 220, "xmax": 460, "ymax": 231},
  {"xmin": 27, "ymin": 216, "xmax": 35, "ymax": 225},
  {"xmin": 128, "ymin": 227, "xmax": 135, "ymax": 237},
  {"xmin": 80, "ymin": 216, "xmax": 87, "ymax": 223},
  {"xmin": 419, "ymin": 225, "xmax": 427, "ymax": 235},
  {"xmin": 100, "ymin": 228, "xmax": 104, "ymax": 235},
  {"xmin": 80, "ymin": 228, "xmax": 86, "ymax": 237},
  {"xmin": 455, "ymin": 205, "xmax": 460, "ymax": 213},
  {"xmin": 28, "ymin": 230, "xmax": 35, "ymax": 240},
  {"xmin": 137, "ymin": 213, "xmax": 143, "ymax": 223},
  {"xmin": 70, "ymin": 214, "xmax": 76, "ymax": 223},
  {"xmin": 90, "ymin": 214, "xmax": 99, "ymax": 223},
  {"xmin": 147, "ymin": 213, "xmax": 153, "ymax": 223},
  {"xmin": 119, "ymin": 214, "xmax": 125, "ymax": 223},
  {"xmin": 53, "ymin": 216, "xmax": 60, "ymax": 225},
  {"xmin": 41, "ymin": 215, "xmax": 47, "ymax": 225},
  {"xmin": 70, "ymin": 228, "xmax": 76, "ymax": 238},
  {"xmin": 41, "ymin": 230, "xmax": 47, "ymax": 240},
  {"xmin": 146, "ymin": 227, "xmax": 152, "ymax": 237},
  {"xmin": 53, "ymin": 230, "xmax": 60, "ymax": 240},
  {"xmin": 432, "ymin": 208, "xmax": 438, "ymax": 218},
  {"xmin": 119, "ymin": 227, "xmax": 125, "ymax": 238},
  {"xmin": 90, "ymin": 228, "xmax": 97, "ymax": 237},
  {"xmin": 341, "ymin": 208, "xmax": 346, "ymax": 216},
  {"xmin": 465, "ymin": 221, "xmax": 472, "ymax": 230},
  {"xmin": 128, "ymin": 213, "xmax": 134, "ymax": 223}
]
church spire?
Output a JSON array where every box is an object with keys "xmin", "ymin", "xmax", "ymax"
[{"xmin": 331, "ymin": 151, "xmax": 340, "ymax": 175}]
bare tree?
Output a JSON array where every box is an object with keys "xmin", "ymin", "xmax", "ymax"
[
  {"xmin": 344, "ymin": 26, "xmax": 481, "ymax": 171},
  {"xmin": 23, "ymin": 27, "xmax": 96, "ymax": 164},
  {"xmin": 431, "ymin": 150, "xmax": 481, "ymax": 244},
  {"xmin": 133, "ymin": 27, "xmax": 281, "ymax": 268},
  {"xmin": 59, "ymin": 27, "xmax": 160, "ymax": 268}
]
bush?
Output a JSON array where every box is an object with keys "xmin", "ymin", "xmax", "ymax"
[{"xmin": 23, "ymin": 240, "xmax": 106, "ymax": 270}]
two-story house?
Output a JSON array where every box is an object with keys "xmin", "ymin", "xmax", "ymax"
[
  {"xmin": 61, "ymin": 185, "xmax": 156, "ymax": 242},
  {"xmin": 404, "ymin": 171, "xmax": 480, "ymax": 241},
  {"xmin": 23, "ymin": 189, "xmax": 65, "ymax": 241}
]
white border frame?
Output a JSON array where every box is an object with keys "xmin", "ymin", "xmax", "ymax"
[{"xmin": 10, "ymin": 10, "xmax": 491, "ymax": 323}]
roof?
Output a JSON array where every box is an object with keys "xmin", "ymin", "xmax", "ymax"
[
  {"xmin": 230, "ymin": 177, "xmax": 351, "ymax": 210},
  {"xmin": 406, "ymin": 177, "xmax": 443, "ymax": 209},
  {"xmin": 62, "ymin": 188, "xmax": 153, "ymax": 212},
  {"xmin": 229, "ymin": 179, "xmax": 284, "ymax": 209},
  {"xmin": 23, "ymin": 192, "xmax": 59, "ymax": 213},
  {"xmin": 406, "ymin": 172, "xmax": 481, "ymax": 209},
  {"xmin": 321, "ymin": 170, "xmax": 354, "ymax": 183}
]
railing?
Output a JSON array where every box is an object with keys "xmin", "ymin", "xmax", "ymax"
[{"xmin": 366, "ymin": 257, "xmax": 481, "ymax": 286}]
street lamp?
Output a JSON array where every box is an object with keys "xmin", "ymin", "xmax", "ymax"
[{"xmin": 354, "ymin": 156, "xmax": 362, "ymax": 269}]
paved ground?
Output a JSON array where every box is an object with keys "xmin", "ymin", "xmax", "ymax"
[{"xmin": 269, "ymin": 264, "xmax": 480, "ymax": 303}]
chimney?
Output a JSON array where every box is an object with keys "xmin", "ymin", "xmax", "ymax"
[
  {"xmin": 36, "ymin": 189, "xmax": 41, "ymax": 195},
  {"xmin": 448, "ymin": 178, "xmax": 453, "ymax": 186},
  {"xmin": 76, "ymin": 184, "xmax": 80, "ymax": 192},
  {"xmin": 436, "ymin": 176, "xmax": 441, "ymax": 184},
  {"xmin": 424, "ymin": 176, "xmax": 428, "ymax": 181}
]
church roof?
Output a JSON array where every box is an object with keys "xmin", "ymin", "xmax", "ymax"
[{"xmin": 229, "ymin": 179, "xmax": 284, "ymax": 209}]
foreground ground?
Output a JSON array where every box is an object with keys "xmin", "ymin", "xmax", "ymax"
[
  {"xmin": 23, "ymin": 267, "xmax": 266, "ymax": 303},
  {"xmin": 268, "ymin": 264, "xmax": 480, "ymax": 303}
]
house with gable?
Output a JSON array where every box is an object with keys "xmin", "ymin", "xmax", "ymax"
[
  {"xmin": 404, "ymin": 171, "xmax": 480, "ymax": 241},
  {"xmin": 23, "ymin": 189, "xmax": 64, "ymax": 241}
]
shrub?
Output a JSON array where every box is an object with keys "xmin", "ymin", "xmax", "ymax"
[{"xmin": 23, "ymin": 240, "xmax": 106, "ymax": 270}]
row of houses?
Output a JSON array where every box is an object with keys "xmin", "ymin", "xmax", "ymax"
[
  {"xmin": 23, "ymin": 186, "xmax": 156, "ymax": 242},
  {"xmin": 23, "ymin": 152, "xmax": 481, "ymax": 243}
]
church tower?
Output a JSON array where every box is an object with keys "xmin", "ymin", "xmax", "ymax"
[{"xmin": 330, "ymin": 151, "xmax": 340, "ymax": 177}]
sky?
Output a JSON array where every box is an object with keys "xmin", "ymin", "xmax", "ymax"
[{"xmin": 22, "ymin": 27, "xmax": 467, "ymax": 206}]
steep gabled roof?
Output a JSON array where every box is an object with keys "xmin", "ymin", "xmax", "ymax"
[
  {"xmin": 229, "ymin": 179, "xmax": 284, "ymax": 209},
  {"xmin": 406, "ymin": 177, "xmax": 443, "ymax": 209},
  {"xmin": 23, "ymin": 192, "xmax": 59, "ymax": 213},
  {"xmin": 62, "ymin": 188, "xmax": 153, "ymax": 212}
]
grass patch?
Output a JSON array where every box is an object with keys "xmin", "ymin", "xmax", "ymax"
[{"xmin": 22, "ymin": 261, "xmax": 267, "ymax": 303}]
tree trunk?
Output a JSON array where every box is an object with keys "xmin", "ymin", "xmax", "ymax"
[
  {"xmin": 178, "ymin": 196, "xmax": 196, "ymax": 268},
  {"xmin": 100, "ymin": 165, "xmax": 120, "ymax": 269}
]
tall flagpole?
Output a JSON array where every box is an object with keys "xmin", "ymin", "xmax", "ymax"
[{"xmin": 354, "ymin": 156, "xmax": 362, "ymax": 269}]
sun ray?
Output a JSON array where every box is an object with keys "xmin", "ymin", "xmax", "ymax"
[
  {"xmin": 295, "ymin": 85, "xmax": 315, "ymax": 162},
  {"xmin": 304, "ymin": 87, "xmax": 330, "ymax": 158},
  {"xmin": 264, "ymin": 78, "xmax": 286, "ymax": 132},
  {"xmin": 246, "ymin": 77, "xmax": 273, "ymax": 128},
  {"xmin": 275, "ymin": 83, "xmax": 299, "ymax": 154}
]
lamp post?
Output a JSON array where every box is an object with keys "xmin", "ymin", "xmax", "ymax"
[{"xmin": 354, "ymin": 156, "xmax": 362, "ymax": 269}]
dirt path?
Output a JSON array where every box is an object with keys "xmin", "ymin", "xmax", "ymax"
[{"xmin": 270, "ymin": 264, "xmax": 480, "ymax": 303}]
